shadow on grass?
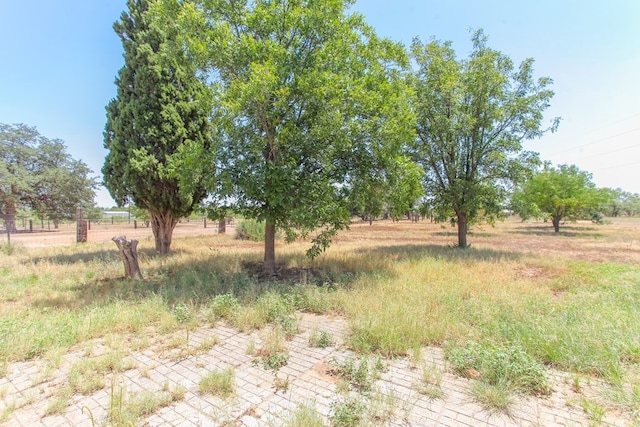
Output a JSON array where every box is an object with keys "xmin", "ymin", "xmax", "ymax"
[
  {"xmin": 367, "ymin": 243, "xmax": 521, "ymax": 263},
  {"xmin": 28, "ymin": 239, "xmax": 521, "ymax": 313},
  {"xmin": 29, "ymin": 247, "xmax": 186, "ymax": 265},
  {"xmin": 510, "ymin": 224, "xmax": 602, "ymax": 238}
]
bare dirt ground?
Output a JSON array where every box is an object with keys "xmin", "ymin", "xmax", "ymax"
[{"xmin": 5, "ymin": 219, "xmax": 225, "ymax": 248}]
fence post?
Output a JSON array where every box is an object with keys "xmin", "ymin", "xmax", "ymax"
[
  {"xmin": 76, "ymin": 207, "xmax": 88, "ymax": 243},
  {"xmin": 134, "ymin": 220, "xmax": 137, "ymax": 229},
  {"xmin": 29, "ymin": 220, "xmax": 33, "ymax": 232},
  {"xmin": 203, "ymin": 217, "xmax": 207, "ymax": 228}
]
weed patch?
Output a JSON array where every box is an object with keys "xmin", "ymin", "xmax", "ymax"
[
  {"xmin": 330, "ymin": 355, "xmax": 385, "ymax": 393},
  {"xmin": 309, "ymin": 330, "xmax": 334, "ymax": 348},
  {"xmin": 331, "ymin": 396, "xmax": 365, "ymax": 427},
  {"xmin": 199, "ymin": 367, "xmax": 235, "ymax": 398},
  {"xmin": 447, "ymin": 341, "xmax": 550, "ymax": 398},
  {"xmin": 69, "ymin": 352, "xmax": 136, "ymax": 394}
]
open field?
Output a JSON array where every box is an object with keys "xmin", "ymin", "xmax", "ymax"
[
  {"xmin": 1, "ymin": 217, "xmax": 640, "ymax": 426},
  {"xmin": 3, "ymin": 218, "xmax": 222, "ymax": 248}
]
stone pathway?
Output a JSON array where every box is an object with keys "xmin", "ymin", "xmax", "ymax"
[{"xmin": 0, "ymin": 314, "xmax": 631, "ymax": 426}]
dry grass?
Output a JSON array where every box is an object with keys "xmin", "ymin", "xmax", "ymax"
[{"xmin": 2, "ymin": 216, "xmax": 640, "ymax": 417}]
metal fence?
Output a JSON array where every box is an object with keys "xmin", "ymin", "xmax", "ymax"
[{"xmin": 1, "ymin": 213, "xmax": 231, "ymax": 248}]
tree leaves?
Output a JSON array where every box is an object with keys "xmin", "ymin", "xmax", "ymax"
[{"xmin": 410, "ymin": 29, "xmax": 557, "ymax": 246}]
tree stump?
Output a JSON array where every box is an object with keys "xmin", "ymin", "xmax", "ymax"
[{"xmin": 112, "ymin": 236, "xmax": 142, "ymax": 279}]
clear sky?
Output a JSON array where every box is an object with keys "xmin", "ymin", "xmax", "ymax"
[{"xmin": 1, "ymin": 1, "xmax": 639, "ymax": 207}]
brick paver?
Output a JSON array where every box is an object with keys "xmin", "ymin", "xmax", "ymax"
[{"xmin": 0, "ymin": 313, "xmax": 632, "ymax": 426}]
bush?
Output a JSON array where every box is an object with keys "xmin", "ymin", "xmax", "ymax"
[
  {"xmin": 447, "ymin": 341, "xmax": 550, "ymax": 396},
  {"xmin": 236, "ymin": 219, "xmax": 266, "ymax": 241}
]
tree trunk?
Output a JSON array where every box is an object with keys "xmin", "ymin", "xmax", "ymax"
[
  {"xmin": 218, "ymin": 218, "xmax": 226, "ymax": 234},
  {"xmin": 457, "ymin": 212, "xmax": 468, "ymax": 248},
  {"xmin": 150, "ymin": 211, "xmax": 178, "ymax": 254},
  {"xmin": 552, "ymin": 215, "xmax": 561, "ymax": 233},
  {"xmin": 369, "ymin": 215, "xmax": 373, "ymax": 226},
  {"xmin": 112, "ymin": 235, "xmax": 142, "ymax": 279},
  {"xmin": 2, "ymin": 202, "xmax": 17, "ymax": 232},
  {"xmin": 264, "ymin": 221, "xmax": 276, "ymax": 276}
]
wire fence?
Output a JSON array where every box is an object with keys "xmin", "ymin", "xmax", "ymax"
[{"xmin": 1, "ymin": 215, "xmax": 233, "ymax": 248}]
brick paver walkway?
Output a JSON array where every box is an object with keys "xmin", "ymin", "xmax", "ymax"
[{"xmin": 0, "ymin": 314, "xmax": 630, "ymax": 426}]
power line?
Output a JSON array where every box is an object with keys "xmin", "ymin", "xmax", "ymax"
[
  {"xmin": 592, "ymin": 160, "xmax": 640, "ymax": 172},
  {"xmin": 574, "ymin": 142, "xmax": 640, "ymax": 161},
  {"xmin": 549, "ymin": 126, "xmax": 640, "ymax": 156}
]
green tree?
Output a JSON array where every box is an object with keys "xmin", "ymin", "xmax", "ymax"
[
  {"xmin": 515, "ymin": 164, "xmax": 606, "ymax": 232},
  {"xmin": 386, "ymin": 156, "xmax": 424, "ymax": 221},
  {"xmin": 622, "ymin": 193, "xmax": 640, "ymax": 217},
  {"xmin": 410, "ymin": 30, "xmax": 557, "ymax": 248},
  {"xmin": 0, "ymin": 123, "xmax": 96, "ymax": 231},
  {"xmin": 103, "ymin": 0, "xmax": 213, "ymax": 254},
  {"xmin": 162, "ymin": 0, "xmax": 414, "ymax": 275},
  {"xmin": 601, "ymin": 188, "xmax": 640, "ymax": 217}
]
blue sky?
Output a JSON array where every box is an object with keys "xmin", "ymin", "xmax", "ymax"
[{"xmin": 1, "ymin": 1, "xmax": 639, "ymax": 207}]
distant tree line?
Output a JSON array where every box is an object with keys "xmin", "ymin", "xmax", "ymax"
[{"xmin": 0, "ymin": 123, "xmax": 97, "ymax": 232}]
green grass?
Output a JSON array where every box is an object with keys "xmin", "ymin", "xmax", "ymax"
[
  {"xmin": 331, "ymin": 396, "xmax": 365, "ymax": 427},
  {"xmin": 199, "ymin": 367, "xmax": 235, "ymax": 397},
  {"xmin": 282, "ymin": 405, "xmax": 326, "ymax": 427},
  {"xmin": 108, "ymin": 383, "xmax": 184, "ymax": 427},
  {"xmin": 309, "ymin": 330, "xmax": 334, "ymax": 348},
  {"xmin": 330, "ymin": 355, "xmax": 385, "ymax": 393},
  {"xmin": 2, "ymin": 220, "xmax": 640, "ymax": 421},
  {"xmin": 69, "ymin": 352, "xmax": 136, "ymax": 394}
]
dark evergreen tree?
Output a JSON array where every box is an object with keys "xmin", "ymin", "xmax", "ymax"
[{"xmin": 103, "ymin": 0, "xmax": 212, "ymax": 254}]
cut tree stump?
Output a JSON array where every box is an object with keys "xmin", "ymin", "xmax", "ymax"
[{"xmin": 112, "ymin": 235, "xmax": 142, "ymax": 279}]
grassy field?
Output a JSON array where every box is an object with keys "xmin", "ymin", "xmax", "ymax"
[{"xmin": 1, "ymin": 216, "xmax": 640, "ymax": 419}]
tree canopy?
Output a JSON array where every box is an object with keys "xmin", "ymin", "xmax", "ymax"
[
  {"xmin": 103, "ymin": 0, "xmax": 213, "ymax": 254},
  {"xmin": 409, "ymin": 30, "xmax": 557, "ymax": 247},
  {"xmin": 159, "ymin": 0, "xmax": 415, "ymax": 275},
  {"xmin": 0, "ymin": 123, "xmax": 96, "ymax": 231},
  {"xmin": 513, "ymin": 164, "xmax": 609, "ymax": 232}
]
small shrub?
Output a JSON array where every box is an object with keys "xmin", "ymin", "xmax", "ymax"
[
  {"xmin": 331, "ymin": 356, "xmax": 384, "ymax": 393},
  {"xmin": 257, "ymin": 349, "xmax": 289, "ymax": 371},
  {"xmin": 254, "ymin": 329, "xmax": 289, "ymax": 371},
  {"xmin": 172, "ymin": 303, "xmax": 191, "ymax": 324},
  {"xmin": 309, "ymin": 330, "xmax": 334, "ymax": 348},
  {"xmin": 278, "ymin": 316, "xmax": 299, "ymax": 340},
  {"xmin": 331, "ymin": 397, "xmax": 365, "ymax": 427},
  {"xmin": 208, "ymin": 294, "xmax": 240, "ymax": 321},
  {"xmin": 256, "ymin": 292, "xmax": 295, "ymax": 323},
  {"xmin": 274, "ymin": 373, "xmax": 290, "ymax": 391},
  {"xmin": 447, "ymin": 341, "xmax": 550, "ymax": 396},
  {"xmin": 199, "ymin": 367, "xmax": 235, "ymax": 398},
  {"xmin": 236, "ymin": 219, "xmax": 266, "ymax": 241}
]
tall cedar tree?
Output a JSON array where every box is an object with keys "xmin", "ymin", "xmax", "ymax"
[
  {"xmin": 159, "ymin": 0, "xmax": 414, "ymax": 275},
  {"xmin": 103, "ymin": 0, "xmax": 212, "ymax": 254},
  {"xmin": 411, "ymin": 30, "xmax": 558, "ymax": 248}
]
